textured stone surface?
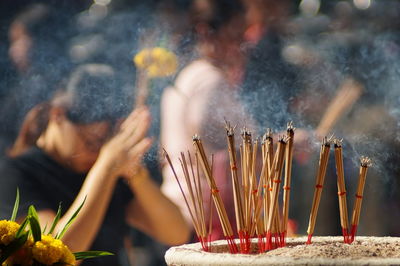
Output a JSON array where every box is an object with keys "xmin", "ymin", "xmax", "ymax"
[{"xmin": 165, "ymin": 236, "xmax": 400, "ymax": 265}]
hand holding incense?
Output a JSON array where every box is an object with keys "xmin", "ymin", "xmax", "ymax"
[
  {"xmin": 350, "ymin": 156, "xmax": 372, "ymax": 243},
  {"xmin": 306, "ymin": 137, "xmax": 332, "ymax": 244},
  {"xmin": 333, "ymin": 139, "xmax": 350, "ymax": 243}
]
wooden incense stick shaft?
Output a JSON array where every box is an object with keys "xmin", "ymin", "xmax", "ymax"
[
  {"xmin": 243, "ymin": 133, "xmax": 253, "ymax": 233},
  {"xmin": 180, "ymin": 154, "xmax": 202, "ymax": 231},
  {"xmin": 282, "ymin": 128, "xmax": 294, "ymax": 234},
  {"xmin": 351, "ymin": 165, "xmax": 369, "ymax": 227},
  {"xmin": 334, "ymin": 145, "xmax": 350, "ymax": 234},
  {"xmin": 164, "ymin": 151, "xmax": 202, "ymax": 237},
  {"xmin": 264, "ymin": 137, "xmax": 273, "ymax": 230},
  {"xmin": 193, "ymin": 137, "xmax": 234, "ymax": 237},
  {"xmin": 266, "ymin": 140, "xmax": 287, "ymax": 232},
  {"xmin": 306, "ymin": 142, "xmax": 331, "ymax": 237},
  {"xmin": 251, "ymin": 142, "xmax": 273, "ymax": 235},
  {"xmin": 226, "ymin": 134, "xmax": 245, "ymax": 232}
]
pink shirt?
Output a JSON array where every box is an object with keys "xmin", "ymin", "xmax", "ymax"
[{"xmin": 161, "ymin": 59, "xmax": 253, "ymax": 240}]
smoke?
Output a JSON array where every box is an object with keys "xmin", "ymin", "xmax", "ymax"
[{"xmin": 2, "ymin": 2, "xmax": 399, "ymax": 190}]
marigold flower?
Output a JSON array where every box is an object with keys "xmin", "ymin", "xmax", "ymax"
[
  {"xmin": 32, "ymin": 235, "xmax": 65, "ymax": 265},
  {"xmin": 133, "ymin": 48, "xmax": 152, "ymax": 69},
  {"xmin": 61, "ymin": 244, "xmax": 76, "ymax": 265},
  {"xmin": 31, "ymin": 235, "xmax": 76, "ymax": 265},
  {"xmin": 0, "ymin": 220, "xmax": 20, "ymax": 245},
  {"xmin": 133, "ymin": 47, "xmax": 178, "ymax": 78}
]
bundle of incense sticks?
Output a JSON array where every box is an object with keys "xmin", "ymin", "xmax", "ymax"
[
  {"xmin": 225, "ymin": 122, "xmax": 248, "ymax": 253},
  {"xmin": 333, "ymin": 139, "xmax": 350, "ymax": 243},
  {"xmin": 163, "ymin": 150, "xmax": 212, "ymax": 251},
  {"xmin": 211, "ymin": 122, "xmax": 296, "ymax": 253},
  {"xmin": 164, "ymin": 121, "xmax": 371, "ymax": 254},
  {"xmin": 261, "ymin": 129, "xmax": 274, "ymax": 249},
  {"xmin": 240, "ymin": 128, "xmax": 264, "ymax": 252},
  {"xmin": 306, "ymin": 136, "xmax": 332, "ymax": 244},
  {"xmin": 350, "ymin": 156, "xmax": 372, "ymax": 243},
  {"xmin": 306, "ymin": 137, "xmax": 372, "ymax": 245},
  {"xmin": 265, "ymin": 136, "xmax": 288, "ymax": 250},
  {"xmin": 193, "ymin": 135, "xmax": 238, "ymax": 253}
]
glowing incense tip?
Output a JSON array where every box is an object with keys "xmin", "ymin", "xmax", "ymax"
[
  {"xmin": 241, "ymin": 127, "xmax": 252, "ymax": 138},
  {"xmin": 192, "ymin": 134, "xmax": 201, "ymax": 141},
  {"xmin": 287, "ymin": 121, "xmax": 295, "ymax": 132},
  {"xmin": 360, "ymin": 156, "xmax": 372, "ymax": 167},
  {"xmin": 333, "ymin": 138, "xmax": 343, "ymax": 148},
  {"xmin": 224, "ymin": 119, "xmax": 236, "ymax": 136}
]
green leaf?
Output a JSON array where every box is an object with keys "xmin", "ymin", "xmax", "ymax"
[
  {"xmin": 0, "ymin": 231, "xmax": 29, "ymax": 263},
  {"xmin": 56, "ymin": 196, "xmax": 86, "ymax": 239},
  {"xmin": 28, "ymin": 205, "xmax": 40, "ymax": 228},
  {"xmin": 48, "ymin": 203, "xmax": 62, "ymax": 235},
  {"xmin": 15, "ymin": 217, "xmax": 29, "ymax": 238},
  {"xmin": 10, "ymin": 188, "xmax": 19, "ymax": 222},
  {"xmin": 28, "ymin": 215, "xmax": 42, "ymax": 242},
  {"xmin": 42, "ymin": 223, "xmax": 48, "ymax": 234},
  {"xmin": 73, "ymin": 251, "xmax": 114, "ymax": 260}
]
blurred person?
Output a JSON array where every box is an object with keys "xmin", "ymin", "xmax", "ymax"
[
  {"xmin": 69, "ymin": 2, "xmax": 190, "ymax": 264},
  {"xmin": 161, "ymin": 0, "xmax": 252, "ymax": 241},
  {"xmin": 0, "ymin": 3, "xmax": 75, "ymax": 157},
  {"xmin": 0, "ymin": 64, "xmax": 190, "ymax": 266}
]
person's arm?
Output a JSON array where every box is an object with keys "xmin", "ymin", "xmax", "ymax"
[
  {"xmin": 125, "ymin": 166, "xmax": 191, "ymax": 245},
  {"xmin": 316, "ymin": 78, "xmax": 363, "ymax": 137},
  {"xmin": 37, "ymin": 108, "xmax": 152, "ymax": 253}
]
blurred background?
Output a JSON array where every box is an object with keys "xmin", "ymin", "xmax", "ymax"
[{"xmin": 1, "ymin": 0, "xmax": 400, "ymax": 265}]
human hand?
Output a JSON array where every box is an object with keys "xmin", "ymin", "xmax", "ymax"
[{"xmin": 96, "ymin": 107, "xmax": 153, "ymax": 178}]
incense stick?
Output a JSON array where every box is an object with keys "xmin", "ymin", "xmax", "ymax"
[
  {"xmin": 266, "ymin": 137, "xmax": 288, "ymax": 250},
  {"xmin": 333, "ymin": 139, "xmax": 350, "ymax": 243},
  {"xmin": 225, "ymin": 122, "xmax": 249, "ymax": 253},
  {"xmin": 241, "ymin": 128, "xmax": 253, "ymax": 238},
  {"xmin": 306, "ymin": 136, "xmax": 332, "ymax": 244},
  {"xmin": 282, "ymin": 122, "xmax": 295, "ymax": 245},
  {"xmin": 350, "ymin": 156, "xmax": 371, "ymax": 243},
  {"xmin": 193, "ymin": 135, "xmax": 238, "ymax": 253},
  {"xmin": 164, "ymin": 150, "xmax": 211, "ymax": 251}
]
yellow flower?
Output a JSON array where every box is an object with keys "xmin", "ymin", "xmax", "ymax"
[
  {"xmin": 133, "ymin": 47, "xmax": 178, "ymax": 78},
  {"xmin": 31, "ymin": 235, "xmax": 76, "ymax": 266},
  {"xmin": 133, "ymin": 48, "xmax": 152, "ymax": 69},
  {"xmin": 0, "ymin": 220, "xmax": 19, "ymax": 246},
  {"xmin": 60, "ymin": 244, "xmax": 76, "ymax": 266},
  {"xmin": 32, "ymin": 235, "xmax": 65, "ymax": 265}
]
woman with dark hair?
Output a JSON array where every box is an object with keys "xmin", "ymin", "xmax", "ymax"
[
  {"xmin": 0, "ymin": 64, "xmax": 190, "ymax": 266},
  {"xmin": 1, "ymin": 3, "xmax": 75, "ymax": 158}
]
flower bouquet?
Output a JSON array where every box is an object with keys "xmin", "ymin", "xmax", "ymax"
[
  {"xmin": 133, "ymin": 47, "xmax": 178, "ymax": 107},
  {"xmin": 0, "ymin": 190, "xmax": 112, "ymax": 265}
]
